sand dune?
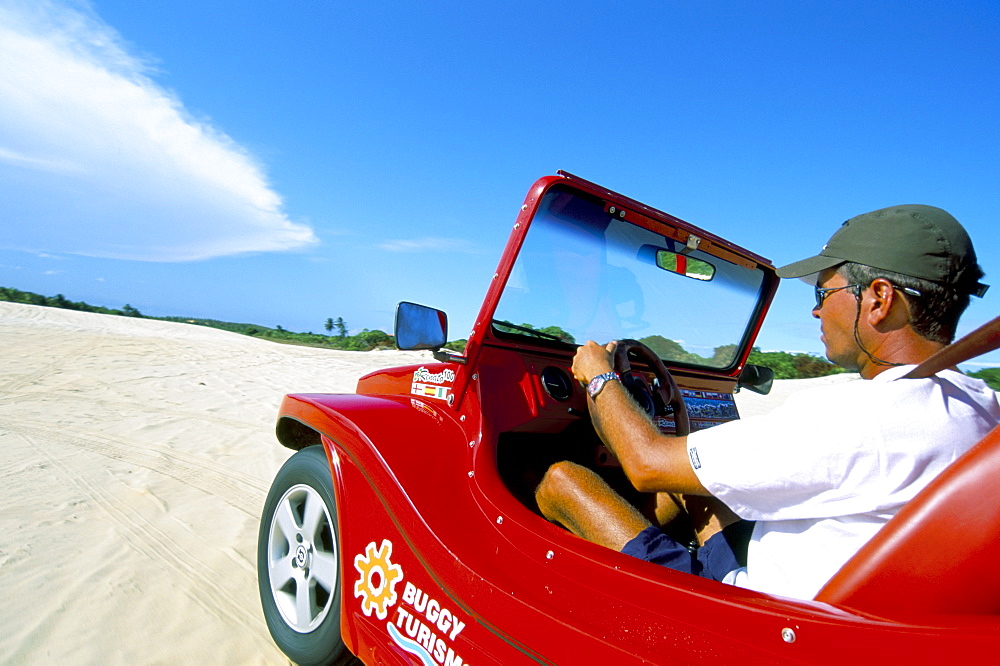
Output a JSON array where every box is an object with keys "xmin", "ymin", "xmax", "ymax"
[{"xmin": 0, "ymin": 302, "xmax": 849, "ymax": 664}]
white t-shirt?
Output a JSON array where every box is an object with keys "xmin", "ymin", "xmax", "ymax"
[{"xmin": 687, "ymin": 366, "xmax": 1000, "ymax": 600}]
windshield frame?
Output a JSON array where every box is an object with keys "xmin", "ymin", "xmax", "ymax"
[{"xmin": 477, "ymin": 176, "xmax": 778, "ymax": 377}]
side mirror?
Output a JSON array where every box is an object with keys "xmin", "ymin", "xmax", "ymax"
[
  {"xmin": 395, "ymin": 302, "xmax": 448, "ymax": 351},
  {"xmin": 738, "ymin": 363, "xmax": 774, "ymax": 395}
]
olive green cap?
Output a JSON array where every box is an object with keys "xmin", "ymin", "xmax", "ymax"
[{"xmin": 777, "ymin": 204, "xmax": 988, "ymax": 297}]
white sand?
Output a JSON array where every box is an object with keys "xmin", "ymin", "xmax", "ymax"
[
  {"xmin": 0, "ymin": 302, "xmax": 850, "ymax": 664},
  {"xmin": 734, "ymin": 369, "xmax": 859, "ymax": 418}
]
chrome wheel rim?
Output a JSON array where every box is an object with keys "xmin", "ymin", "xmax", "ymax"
[{"xmin": 267, "ymin": 483, "xmax": 337, "ymax": 633}]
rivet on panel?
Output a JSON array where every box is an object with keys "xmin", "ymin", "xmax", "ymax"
[
  {"xmin": 496, "ymin": 516, "xmax": 503, "ymax": 525},
  {"xmin": 781, "ymin": 628, "xmax": 796, "ymax": 644}
]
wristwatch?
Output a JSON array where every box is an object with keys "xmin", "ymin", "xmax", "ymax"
[{"xmin": 587, "ymin": 371, "xmax": 621, "ymax": 399}]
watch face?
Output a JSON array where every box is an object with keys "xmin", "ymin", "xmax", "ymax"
[{"xmin": 587, "ymin": 372, "xmax": 615, "ymax": 398}]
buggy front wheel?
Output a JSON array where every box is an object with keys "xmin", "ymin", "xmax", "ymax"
[{"xmin": 258, "ymin": 445, "xmax": 352, "ymax": 666}]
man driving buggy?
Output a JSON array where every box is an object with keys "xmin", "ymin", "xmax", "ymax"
[{"xmin": 535, "ymin": 204, "xmax": 1000, "ymax": 601}]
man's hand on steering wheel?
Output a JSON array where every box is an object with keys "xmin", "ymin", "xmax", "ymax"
[
  {"xmin": 573, "ymin": 339, "xmax": 690, "ymax": 437},
  {"xmin": 572, "ymin": 340, "xmax": 618, "ymax": 385},
  {"xmin": 613, "ymin": 339, "xmax": 690, "ymax": 436}
]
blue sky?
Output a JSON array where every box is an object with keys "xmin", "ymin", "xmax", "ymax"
[{"xmin": 1, "ymin": 0, "xmax": 997, "ymax": 367}]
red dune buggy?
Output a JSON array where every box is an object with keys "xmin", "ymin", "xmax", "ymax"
[{"xmin": 257, "ymin": 173, "xmax": 1000, "ymax": 665}]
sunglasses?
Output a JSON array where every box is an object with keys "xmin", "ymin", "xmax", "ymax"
[
  {"xmin": 814, "ymin": 284, "xmax": 860, "ymax": 310},
  {"xmin": 814, "ymin": 283, "xmax": 922, "ymax": 310}
]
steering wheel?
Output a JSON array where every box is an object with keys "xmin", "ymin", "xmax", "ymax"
[{"xmin": 613, "ymin": 339, "xmax": 691, "ymax": 437}]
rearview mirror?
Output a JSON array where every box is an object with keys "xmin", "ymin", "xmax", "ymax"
[
  {"xmin": 656, "ymin": 250, "xmax": 716, "ymax": 281},
  {"xmin": 395, "ymin": 302, "xmax": 447, "ymax": 351},
  {"xmin": 738, "ymin": 364, "xmax": 774, "ymax": 395}
]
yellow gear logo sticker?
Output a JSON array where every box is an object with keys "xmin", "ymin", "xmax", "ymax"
[{"xmin": 353, "ymin": 539, "xmax": 403, "ymax": 620}]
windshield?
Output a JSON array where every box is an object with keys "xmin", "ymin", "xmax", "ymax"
[{"xmin": 492, "ymin": 185, "xmax": 768, "ymax": 370}]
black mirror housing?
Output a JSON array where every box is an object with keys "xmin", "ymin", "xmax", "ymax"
[{"xmin": 738, "ymin": 363, "xmax": 774, "ymax": 395}]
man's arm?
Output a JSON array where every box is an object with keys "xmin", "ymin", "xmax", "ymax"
[{"xmin": 572, "ymin": 341, "xmax": 710, "ymax": 495}]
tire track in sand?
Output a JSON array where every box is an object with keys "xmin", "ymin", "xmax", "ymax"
[
  {"xmin": 0, "ymin": 338, "xmax": 111, "ymax": 396},
  {"xmin": 0, "ymin": 418, "xmax": 269, "ymax": 519},
  {"xmin": 24, "ymin": 427, "xmax": 267, "ymax": 635}
]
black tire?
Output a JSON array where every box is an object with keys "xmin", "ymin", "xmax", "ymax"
[{"xmin": 258, "ymin": 446, "xmax": 352, "ymax": 666}]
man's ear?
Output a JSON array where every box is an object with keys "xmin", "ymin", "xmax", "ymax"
[{"xmin": 866, "ymin": 278, "xmax": 902, "ymax": 327}]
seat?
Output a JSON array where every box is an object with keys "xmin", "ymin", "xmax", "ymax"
[{"xmin": 815, "ymin": 424, "xmax": 1000, "ymax": 616}]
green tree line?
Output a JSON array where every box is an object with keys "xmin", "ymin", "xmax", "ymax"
[
  {"xmin": 745, "ymin": 347, "xmax": 846, "ymax": 380},
  {"xmin": 1, "ymin": 286, "xmax": 144, "ymax": 317},
  {"xmin": 4, "ymin": 286, "xmax": 998, "ymax": 384},
  {"xmin": 1, "ymin": 287, "xmax": 393, "ymax": 352},
  {"xmin": 746, "ymin": 349, "xmax": 998, "ymax": 388}
]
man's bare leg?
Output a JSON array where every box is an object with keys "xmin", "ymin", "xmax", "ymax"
[
  {"xmin": 535, "ymin": 460, "xmax": 651, "ymax": 551},
  {"xmin": 654, "ymin": 492, "xmax": 685, "ymax": 526},
  {"xmin": 679, "ymin": 494, "xmax": 742, "ymax": 545}
]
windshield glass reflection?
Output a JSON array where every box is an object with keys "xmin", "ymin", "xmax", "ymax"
[{"xmin": 492, "ymin": 185, "xmax": 766, "ymax": 369}]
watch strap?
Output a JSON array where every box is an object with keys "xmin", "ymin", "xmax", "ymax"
[{"xmin": 587, "ymin": 371, "xmax": 621, "ymax": 399}]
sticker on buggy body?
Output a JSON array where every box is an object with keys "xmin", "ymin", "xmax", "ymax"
[
  {"xmin": 411, "ymin": 366, "xmax": 455, "ymax": 401},
  {"xmin": 354, "ymin": 539, "xmax": 471, "ymax": 665}
]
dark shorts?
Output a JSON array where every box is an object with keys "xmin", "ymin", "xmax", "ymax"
[{"xmin": 621, "ymin": 520, "xmax": 754, "ymax": 582}]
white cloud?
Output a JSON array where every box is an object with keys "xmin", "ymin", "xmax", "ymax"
[
  {"xmin": 377, "ymin": 237, "xmax": 481, "ymax": 253},
  {"xmin": 0, "ymin": 0, "xmax": 316, "ymax": 261}
]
